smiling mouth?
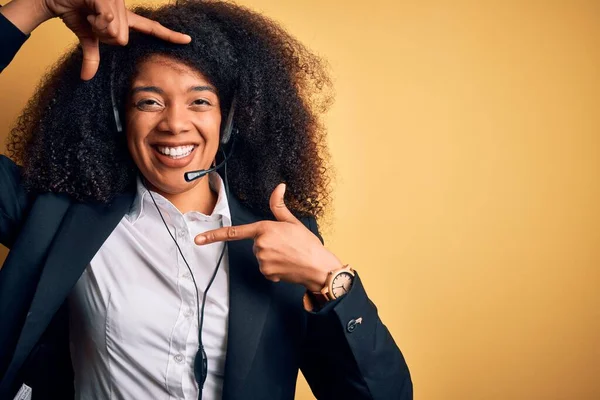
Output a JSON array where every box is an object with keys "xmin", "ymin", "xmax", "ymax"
[{"xmin": 154, "ymin": 144, "xmax": 196, "ymax": 159}]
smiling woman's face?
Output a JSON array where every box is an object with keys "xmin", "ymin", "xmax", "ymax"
[{"xmin": 125, "ymin": 54, "xmax": 222, "ymax": 196}]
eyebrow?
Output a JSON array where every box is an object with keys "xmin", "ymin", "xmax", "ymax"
[{"xmin": 131, "ymin": 85, "xmax": 217, "ymax": 95}]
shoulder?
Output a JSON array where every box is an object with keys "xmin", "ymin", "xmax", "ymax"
[{"xmin": 0, "ymin": 154, "xmax": 20, "ymax": 176}]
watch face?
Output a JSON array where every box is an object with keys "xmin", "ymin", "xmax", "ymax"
[{"xmin": 331, "ymin": 272, "xmax": 353, "ymax": 298}]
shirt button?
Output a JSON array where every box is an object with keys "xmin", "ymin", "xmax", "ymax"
[
  {"xmin": 174, "ymin": 354, "xmax": 185, "ymax": 364},
  {"xmin": 182, "ymin": 272, "xmax": 191, "ymax": 279},
  {"xmin": 177, "ymin": 230, "xmax": 186, "ymax": 240},
  {"xmin": 184, "ymin": 309, "xmax": 194, "ymax": 318}
]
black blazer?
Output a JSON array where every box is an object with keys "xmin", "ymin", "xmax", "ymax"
[{"xmin": 0, "ymin": 14, "xmax": 412, "ymax": 400}]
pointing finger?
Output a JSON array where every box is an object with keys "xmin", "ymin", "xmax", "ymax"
[
  {"xmin": 128, "ymin": 12, "xmax": 192, "ymax": 44},
  {"xmin": 269, "ymin": 183, "xmax": 301, "ymax": 224},
  {"xmin": 195, "ymin": 222, "xmax": 264, "ymax": 245}
]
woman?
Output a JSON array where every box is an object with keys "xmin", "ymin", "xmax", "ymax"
[{"xmin": 0, "ymin": 0, "xmax": 412, "ymax": 398}]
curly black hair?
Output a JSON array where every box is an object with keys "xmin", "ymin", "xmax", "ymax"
[{"xmin": 7, "ymin": 0, "xmax": 333, "ymax": 220}]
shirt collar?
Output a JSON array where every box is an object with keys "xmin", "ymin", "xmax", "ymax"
[{"xmin": 127, "ymin": 173, "xmax": 232, "ymax": 226}]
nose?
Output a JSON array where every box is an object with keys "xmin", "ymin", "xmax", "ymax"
[{"xmin": 157, "ymin": 104, "xmax": 193, "ymax": 135}]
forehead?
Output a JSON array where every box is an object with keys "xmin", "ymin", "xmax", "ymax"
[{"xmin": 133, "ymin": 54, "xmax": 212, "ymax": 86}]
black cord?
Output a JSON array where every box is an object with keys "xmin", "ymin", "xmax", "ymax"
[
  {"xmin": 146, "ymin": 185, "xmax": 202, "ymax": 336},
  {"xmin": 144, "ymin": 170, "xmax": 228, "ymax": 398}
]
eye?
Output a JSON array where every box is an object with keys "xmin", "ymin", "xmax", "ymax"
[
  {"xmin": 135, "ymin": 99, "xmax": 163, "ymax": 111},
  {"xmin": 191, "ymin": 98, "xmax": 211, "ymax": 107}
]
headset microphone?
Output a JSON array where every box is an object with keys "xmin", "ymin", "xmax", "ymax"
[
  {"xmin": 184, "ymin": 95, "xmax": 237, "ymax": 182},
  {"xmin": 184, "ymin": 139, "xmax": 235, "ymax": 182}
]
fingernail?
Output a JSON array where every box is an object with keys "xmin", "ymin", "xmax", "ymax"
[
  {"xmin": 184, "ymin": 34, "xmax": 192, "ymax": 42},
  {"xmin": 195, "ymin": 236, "xmax": 206, "ymax": 245}
]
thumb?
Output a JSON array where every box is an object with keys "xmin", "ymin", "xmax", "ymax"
[
  {"xmin": 79, "ymin": 36, "xmax": 100, "ymax": 81},
  {"xmin": 270, "ymin": 183, "xmax": 300, "ymax": 224}
]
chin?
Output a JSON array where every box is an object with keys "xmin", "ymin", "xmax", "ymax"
[{"xmin": 133, "ymin": 145, "xmax": 214, "ymax": 192}]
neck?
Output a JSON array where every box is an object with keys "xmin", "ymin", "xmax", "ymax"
[{"xmin": 147, "ymin": 177, "xmax": 218, "ymax": 215}]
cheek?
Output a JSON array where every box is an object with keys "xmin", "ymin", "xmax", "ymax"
[
  {"xmin": 125, "ymin": 127, "xmax": 149, "ymax": 171},
  {"xmin": 125, "ymin": 115, "xmax": 148, "ymax": 150},
  {"xmin": 125, "ymin": 130, "xmax": 140, "ymax": 157},
  {"xmin": 194, "ymin": 115, "xmax": 222, "ymax": 149},
  {"xmin": 208, "ymin": 114, "xmax": 223, "ymax": 145}
]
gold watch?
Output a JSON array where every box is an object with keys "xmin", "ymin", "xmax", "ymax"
[{"xmin": 310, "ymin": 265, "xmax": 355, "ymax": 307}]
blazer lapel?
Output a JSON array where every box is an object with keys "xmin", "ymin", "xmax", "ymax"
[
  {"xmin": 4, "ymin": 192, "xmax": 134, "ymax": 381},
  {"xmin": 222, "ymin": 195, "xmax": 273, "ymax": 397}
]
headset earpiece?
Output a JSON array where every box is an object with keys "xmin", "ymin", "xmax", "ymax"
[{"xmin": 220, "ymin": 95, "xmax": 238, "ymax": 145}]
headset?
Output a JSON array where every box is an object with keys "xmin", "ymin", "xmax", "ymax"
[{"xmin": 110, "ymin": 51, "xmax": 237, "ymax": 399}]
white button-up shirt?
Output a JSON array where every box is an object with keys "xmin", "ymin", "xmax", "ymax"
[{"xmin": 69, "ymin": 173, "xmax": 231, "ymax": 399}]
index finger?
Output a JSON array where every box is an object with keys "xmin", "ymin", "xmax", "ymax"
[
  {"xmin": 195, "ymin": 222, "xmax": 264, "ymax": 245},
  {"xmin": 127, "ymin": 11, "xmax": 192, "ymax": 44}
]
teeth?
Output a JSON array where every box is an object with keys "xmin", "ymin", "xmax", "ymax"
[{"xmin": 156, "ymin": 145, "xmax": 195, "ymax": 159}]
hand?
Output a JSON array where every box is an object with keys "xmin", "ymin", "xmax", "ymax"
[
  {"xmin": 46, "ymin": 0, "xmax": 191, "ymax": 80},
  {"xmin": 195, "ymin": 184, "xmax": 344, "ymax": 292},
  {"xmin": 0, "ymin": 0, "xmax": 191, "ymax": 80}
]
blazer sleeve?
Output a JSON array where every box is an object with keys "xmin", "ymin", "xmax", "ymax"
[
  {"xmin": 0, "ymin": 155, "xmax": 30, "ymax": 249},
  {"xmin": 0, "ymin": 9, "xmax": 30, "ymax": 73},
  {"xmin": 0, "ymin": 11, "xmax": 31, "ymax": 247},
  {"xmin": 300, "ymin": 216, "xmax": 413, "ymax": 399}
]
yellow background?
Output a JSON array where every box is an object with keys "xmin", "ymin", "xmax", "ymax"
[{"xmin": 1, "ymin": 1, "xmax": 599, "ymax": 399}]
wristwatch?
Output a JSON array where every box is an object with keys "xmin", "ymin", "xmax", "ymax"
[{"xmin": 308, "ymin": 265, "xmax": 355, "ymax": 308}]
